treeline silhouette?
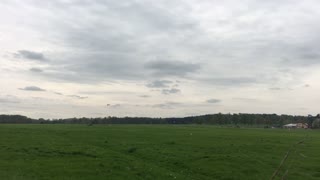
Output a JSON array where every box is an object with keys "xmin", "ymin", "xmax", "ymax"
[{"xmin": 0, "ymin": 113, "xmax": 313, "ymax": 127}]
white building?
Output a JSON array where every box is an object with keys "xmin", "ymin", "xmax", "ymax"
[{"xmin": 283, "ymin": 123, "xmax": 297, "ymax": 128}]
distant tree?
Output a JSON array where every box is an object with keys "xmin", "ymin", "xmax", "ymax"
[
  {"xmin": 312, "ymin": 119, "xmax": 320, "ymax": 129},
  {"xmin": 0, "ymin": 113, "xmax": 312, "ymax": 125},
  {"xmin": 308, "ymin": 115, "xmax": 314, "ymax": 128}
]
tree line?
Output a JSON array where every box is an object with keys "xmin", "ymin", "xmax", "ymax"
[{"xmin": 0, "ymin": 113, "xmax": 318, "ymax": 128}]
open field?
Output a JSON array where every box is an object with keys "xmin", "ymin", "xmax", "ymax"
[{"xmin": 0, "ymin": 125, "xmax": 319, "ymax": 180}]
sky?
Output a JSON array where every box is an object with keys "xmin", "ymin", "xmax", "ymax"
[{"xmin": 1, "ymin": 0, "xmax": 320, "ymax": 119}]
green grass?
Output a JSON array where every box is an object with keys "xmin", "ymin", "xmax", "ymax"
[{"xmin": 0, "ymin": 124, "xmax": 319, "ymax": 180}]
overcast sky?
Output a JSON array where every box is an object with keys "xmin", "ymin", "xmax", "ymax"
[{"xmin": 1, "ymin": 0, "xmax": 320, "ymax": 118}]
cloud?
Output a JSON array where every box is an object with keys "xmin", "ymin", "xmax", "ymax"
[
  {"xmin": 42, "ymin": 59, "xmax": 201, "ymax": 83},
  {"xmin": 203, "ymin": 77, "xmax": 258, "ymax": 86},
  {"xmin": 145, "ymin": 60, "xmax": 201, "ymax": 77},
  {"xmin": 162, "ymin": 88, "xmax": 181, "ymax": 95},
  {"xmin": 152, "ymin": 102, "xmax": 181, "ymax": 109},
  {"xmin": 139, "ymin": 95, "xmax": 151, "ymax": 98},
  {"xmin": 0, "ymin": 96, "xmax": 20, "ymax": 104},
  {"xmin": 68, "ymin": 95, "xmax": 88, "ymax": 99},
  {"xmin": 29, "ymin": 68, "xmax": 43, "ymax": 73},
  {"xmin": 269, "ymin": 87, "xmax": 294, "ymax": 91},
  {"xmin": 269, "ymin": 87, "xmax": 281, "ymax": 91},
  {"xmin": 15, "ymin": 50, "xmax": 47, "ymax": 61},
  {"xmin": 79, "ymin": 90, "xmax": 136, "ymax": 95},
  {"xmin": 54, "ymin": 92, "xmax": 63, "ymax": 95},
  {"xmin": 206, "ymin": 99, "xmax": 221, "ymax": 103},
  {"xmin": 51, "ymin": 1, "xmax": 197, "ymax": 51},
  {"xmin": 146, "ymin": 80, "xmax": 173, "ymax": 88},
  {"xmin": 53, "ymin": 91, "xmax": 87, "ymax": 99},
  {"xmin": 39, "ymin": 53, "xmax": 146, "ymax": 83},
  {"xmin": 232, "ymin": 98, "xmax": 259, "ymax": 102},
  {"xmin": 19, "ymin": 86, "xmax": 46, "ymax": 91},
  {"xmin": 106, "ymin": 104, "xmax": 121, "ymax": 108},
  {"xmin": 280, "ymin": 46, "xmax": 320, "ymax": 66}
]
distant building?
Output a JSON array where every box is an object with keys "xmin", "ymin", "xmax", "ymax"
[
  {"xmin": 296, "ymin": 123, "xmax": 308, "ymax": 129},
  {"xmin": 283, "ymin": 123, "xmax": 308, "ymax": 129},
  {"xmin": 283, "ymin": 124, "xmax": 297, "ymax": 128}
]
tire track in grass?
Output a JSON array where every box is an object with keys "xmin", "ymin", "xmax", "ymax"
[
  {"xmin": 281, "ymin": 147, "xmax": 297, "ymax": 180},
  {"xmin": 280, "ymin": 133, "xmax": 309, "ymax": 180},
  {"xmin": 270, "ymin": 134, "xmax": 309, "ymax": 180}
]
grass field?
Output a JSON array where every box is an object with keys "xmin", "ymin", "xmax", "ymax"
[{"xmin": 0, "ymin": 125, "xmax": 319, "ymax": 180}]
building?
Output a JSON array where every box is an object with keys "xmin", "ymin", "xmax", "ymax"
[
  {"xmin": 296, "ymin": 123, "xmax": 308, "ymax": 129},
  {"xmin": 283, "ymin": 123, "xmax": 308, "ymax": 129},
  {"xmin": 283, "ymin": 123, "xmax": 297, "ymax": 128}
]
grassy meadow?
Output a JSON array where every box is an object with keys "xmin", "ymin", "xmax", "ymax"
[{"xmin": 0, "ymin": 124, "xmax": 319, "ymax": 180}]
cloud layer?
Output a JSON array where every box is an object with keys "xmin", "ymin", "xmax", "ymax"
[{"xmin": 1, "ymin": 0, "xmax": 320, "ymax": 118}]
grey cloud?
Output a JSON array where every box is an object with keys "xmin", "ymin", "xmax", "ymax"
[
  {"xmin": 145, "ymin": 60, "xmax": 201, "ymax": 77},
  {"xmin": 63, "ymin": 26, "xmax": 137, "ymax": 52},
  {"xmin": 15, "ymin": 50, "xmax": 47, "ymax": 61},
  {"xmin": 54, "ymin": 92, "xmax": 87, "ymax": 99},
  {"xmin": 79, "ymin": 90, "xmax": 136, "ymax": 95},
  {"xmin": 106, "ymin": 104, "xmax": 121, "ymax": 108},
  {"xmin": 269, "ymin": 87, "xmax": 293, "ymax": 91},
  {"xmin": 152, "ymin": 102, "xmax": 181, "ymax": 109},
  {"xmin": 19, "ymin": 86, "xmax": 46, "ymax": 91},
  {"xmin": 41, "ymin": 53, "xmax": 146, "ymax": 83},
  {"xmin": 139, "ymin": 95, "xmax": 151, "ymax": 98},
  {"xmin": 40, "ymin": 56, "xmax": 203, "ymax": 84},
  {"xmin": 162, "ymin": 88, "xmax": 181, "ymax": 95},
  {"xmin": 269, "ymin": 87, "xmax": 281, "ymax": 91},
  {"xmin": 280, "ymin": 45, "xmax": 320, "ymax": 66},
  {"xmin": 232, "ymin": 98, "xmax": 259, "ymax": 102},
  {"xmin": 68, "ymin": 95, "xmax": 88, "ymax": 99},
  {"xmin": 45, "ymin": 58, "xmax": 200, "ymax": 83},
  {"xmin": 41, "ymin": 56, "xmax": 195, "ymax": 84},
  {"xmin": 146, "ymin": 80, "xmax": 173, "ymax": 88},
  {"xmin": 250, "ymin": 39, "xmax": 320, "ymax": 68},
  {"xmin": 281, "ymin": 56, "xmax": 320, "ymax": 67},
  {"xmin": 115, "ymin": 1, "xmax": 196, "ymax": 32},
  {"xmin": 54, "ymin": 92, "xmax": 63, "ymax": 95},
  {"xmin": 204, "ymin": 77, "xmax": 258, "ymax": 86},
  {"xmin": 300, "ymin": 52, "xmax": 320, "ymax": 60},
  {"xmin": 52, "ymin": 1, "xmax": 197, "ymax": 52},
  {"xmin": 30, "ymin": 68, "xmax": 43, "ymax": 73},
  {"xmin": 206, "ymin": 99, "xmax": 221, "ymax": 103},
  {"xmin": 0, "ymin": 96, "xmax": 20, "ymax": 104}
]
